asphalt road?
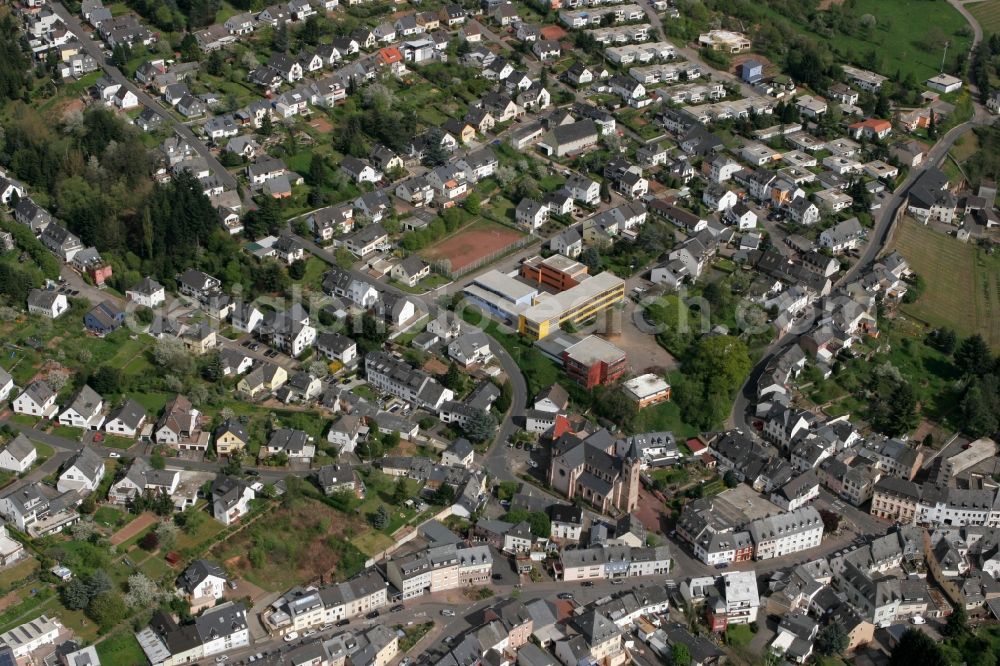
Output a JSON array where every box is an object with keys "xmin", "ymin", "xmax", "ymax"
[
  {"xmin": 287, "ymin": 231, "xmax": 527, "ymax": 481},
  {"xmin": 51, "ymin": 1, "xmax": 248, "ymax": 206},
  {"xmin": 730, "ymin": 107, "xmax": 994, "ymax": 432}
]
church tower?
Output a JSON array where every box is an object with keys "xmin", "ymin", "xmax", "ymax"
[{"xmin": 620, "ymin": 441, "xmax": 642, "ymax": 513}]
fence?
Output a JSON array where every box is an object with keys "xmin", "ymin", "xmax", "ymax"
[{"xmin": 433, "ymin": 234, "xmax": 538, "ymax": 279}]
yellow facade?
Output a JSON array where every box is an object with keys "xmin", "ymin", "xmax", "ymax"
[{"xmin": 519, "ymin": 280, "xmax": 625, "ymax": 340}]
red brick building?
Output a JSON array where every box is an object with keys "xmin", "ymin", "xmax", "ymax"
[
  {"xmin": 561, "ymin": 335, "xmax": 627, "ymax": 388},
  {"xmin": 520, "ymin": 254, "xmax": 589, "ymax": 293}
]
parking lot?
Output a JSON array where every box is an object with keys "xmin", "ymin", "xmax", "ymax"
[{"xmin": 715, "ymin": 484, "xmax": 784, "ymax": 523}]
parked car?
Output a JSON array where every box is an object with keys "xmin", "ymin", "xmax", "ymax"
[
  {"xmin": 365, "ymin": 610, "xmax": 380, "ymax": 619},
  {"xmin": 557, "ymin": 593, "xmax": 574, "ymax": 600},
  {"xmin": 441, "ymin": 609, "xmax": 456, "ymax": 617},
  {"xmin": 283, "ymin": 632, "xmax": 299, "ymax": 642},
  {"xmin": 108, "ymin": 451, "xmax": 120, "ymax": 458},
  {"xmin": 335, "ymin": 619, "xmax": 350, "ymax": 627},
  {"xmin": 910, "ymin": 616, "xmax": 926, "ymax": 625},
  {"xmin": 390, "ymin": 604, "xmax": 405, "ymax": 612}
]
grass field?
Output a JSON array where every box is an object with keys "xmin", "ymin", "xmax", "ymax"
[
  {"xmin": 889, "ymin": 217, "xmax": 1000, "ymax": 348},
  {"xmin": 969, "ymin": 0, "xmax": 1000, "ymax": 35},
  {"xmin": 96, "ymin": 632, "xmax": 147, "ymax": 666},
  {"xmin": 763, "ymin": 0, "xmax": 973, "ymax": 81}
]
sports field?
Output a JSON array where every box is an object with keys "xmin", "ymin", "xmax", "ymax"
[
  {"xmin": 890, "ymin": 217, "xmax": 1000, "ymax": 348},
  {"xmin": 969, "ymin": 0, "xmax": 1000, "ymax": 35},
  {"xmin": 421, "ymin": 220, "xmax": 526, "ymax": 275}
]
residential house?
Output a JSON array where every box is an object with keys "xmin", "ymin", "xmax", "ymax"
[
  {"xmin": 0, "ymin": 435, "xmax": 36, "ymax": 474},
  {"xmin": 103, "ymin": 399, "xmax": 148, "ymax": 438},
  {"xmin": 56, "ymin": 446, "xmax": 105, "ymax": 494},
  {"xmin": 58, "ymin": 385, "xmax": 104, "ymax": 430},
  {"xmin": 13, "ymin": 381, "xmax": 58, "ymax": 419},
  {"xmin": 211, "ymin": 475, "xmax": 255, "ymax": 525},
  {"xmin": 26, "ymin": 289, "xmax": 68, "ymax": 319}
]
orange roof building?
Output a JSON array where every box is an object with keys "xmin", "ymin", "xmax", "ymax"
[{"xmin": 377, "ymin": 47, "xmax": 403, "ymax": 66}]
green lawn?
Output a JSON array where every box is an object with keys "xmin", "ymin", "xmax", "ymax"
[
  {"xmin": 757, "ymin": 0, "xmax": 973, "ymax": 81},
  {"xmin": 174, "ymin": 512, "xmax": 227, "ymax": 555},
  {"xmin": 891, "ymin": 217, "xmax": 1000, "ymax": 348},
  {"xmin": 94, "ymin": 506, "xmax": 132, "ymax": 530},
  {"xmin": 725, "ymin": 623, "xmax": 754, "ymax": 648},
  {"xmin": 137, "ymin": 553, "xmax": 172, "ymax": 583},
  {"xmin": 96, "ymin": 632, "xmax": 148, "ymax": 666},
  {"xmin": 631, "ymin": 395, "xmax": 701, "ymax": 439},
  {"xmin": 34, "ymin": 442, "xmax": 54, "ymax": 463},
  {"xmin": 0, "ymin": 588, "xmax": 56, "ymax": 634},
  {"xmin": 0, "ymin": 558, "xmax": 38, "ymax": 592},
  {"xmin": 50, "ymin": 426, "xmax": 81, "ymax": 442}
]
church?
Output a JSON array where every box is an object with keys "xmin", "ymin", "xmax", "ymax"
[{"xmin": 547, "ymin": 429, "xmax": 642, "ymax": 515}]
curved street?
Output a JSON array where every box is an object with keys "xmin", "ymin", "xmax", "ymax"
[{"xmin": 729, "ymin": 1, "xmax": 994, "ymax": 432}]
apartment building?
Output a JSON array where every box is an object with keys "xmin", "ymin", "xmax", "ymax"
[
  {"xmin": 870, "ymin": 478, "xmax": 922, "ymax": 524},
  {"xmin": 721, "ymin": 571, "xmax": 759, "ymax": 625},
  {"xmin": 748, "ymin": 506, "xmax": 823, "ymax": 561},
  {"xmin": 264, "ymin": 570, "xmax": 388, "ymax": 636},
  {"xmin": 364, "ymin": 351, "xmax": 454, "ymax": 411},
  {"xmin": 559, "ymin": 545, "xmax": 671, "ymax": 581}
]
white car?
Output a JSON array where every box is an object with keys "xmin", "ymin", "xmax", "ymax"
[
  {"xmin": 108, "ymin": 451, "xmax": 121, "ymax": 458},
  {"xmin": 215, "ymin": 657, "xmax": 229, "ymax": 664},
  {"xmin": 910, "ymin": 616, "xmax": 926, "ymax": 625},
  {"xmin": 441, "ymin": 609, "xmax": 456, "ymax": 617},
  {"xmin": 283, "ymin": 631, "xmax": 300, "ymax": 642}
]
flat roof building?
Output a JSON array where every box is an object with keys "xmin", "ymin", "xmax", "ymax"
[
  {"xmin": 463, "ymin": 270, "xmax": 538, "ymax": 322},
  {"xmin": 562, "ymin": 335, "xmax": 628, "ymax": 388},
  {"xmin": 519, "ymin": 272, "xmax": 625, "ymax": 340},
  {"xmin": 622, "ymin": 373, "xmax": 672, "ymax": 408},
  {"xmin": 520, "ymin": 254, "xmax": 590, "ymax": 292}
]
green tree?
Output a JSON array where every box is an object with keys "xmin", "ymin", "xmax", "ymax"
[
  {"xmin": 89, "ymin": 366, "xmax": 123, "ymax": 395},
  {"xmin": 944, "ymin": 601, "xmax": 969, "ymax": 638},
  {"xmin": 672, "ymin": 643, "xmax": 691, "ymax": 666},
  {"xmin": 308, "ymin": 153, "xmax": 328, "ymax": 186},
  {"xmin": 463, "ymin": 192, "xmax": 481, "ymax": 215},
  {"xmin": 150, "ymin": 454, "xmax": 166, "ymax": 470},
  {"xmin": 421, "ymin": 130, "xmax": 449, "ymax": 167},
  {"xmin": 392, "ymin": 477, "xmax": 408, "ymax": 505},
  {"xmin": 960, "ymin": 380, "xmax": 999, "ymax": 437},
  {"xmin": 593, "ymin": 387, "xmax": 637, "ymax": 431},
  {"xmin": 62, "ymin": 578, "xmax": 91, "ymax": 610},
  {"xmin": 580, "ymin": 247, "xmax": 601, "ymax": 273},
  {"xmin": 179, "ymin": 33, "xmax": 200, "ymax": 62},
  {"xmin": 462, "ymin": 408, "xmax": 497, "ymax": 443},
  {"xmin": 87, "ymin": 591, "xmax": 128, "ymax": 631},
  {"xmin": 443, "ymin": 361, "xmax": 465, "ymax": 391},
  {"xmin": 434, "ymin": 483, "xmax": 456, "ymax": 505},
  {"xmin": 675, "ymin": 336, "xmax": 751, "ymax": 430},
  {"xmin": 524, "ymin": 511, "xmax": 550, "ymax": 538},
  {"xmin": 86, "ymin": 570, "xmax": 112, "ymax": 600},
  {"xmin": 494, "ymin": 380, "xmax": 513, "ymax": 414},
  {"xmin": 723, "ymin": 470, "xmax": 739, "ymax": 488},
  {"xmin": 954, "ymin": 335, "xmax": 993, "ymax": 376},
  {"xmin": 372, "ymin": 504, "xmax": 389, "ymax": 530},
  {"xmin": 273, "ymin": 22, "xmax": 289, "ymax": 52},
  {"xmin": 815, "ymin": 620, "xmax": 849, "ymax": 656},
  {"xmin": 889, "ymin": 628, "xmax": 948, "ymax": 666}
]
